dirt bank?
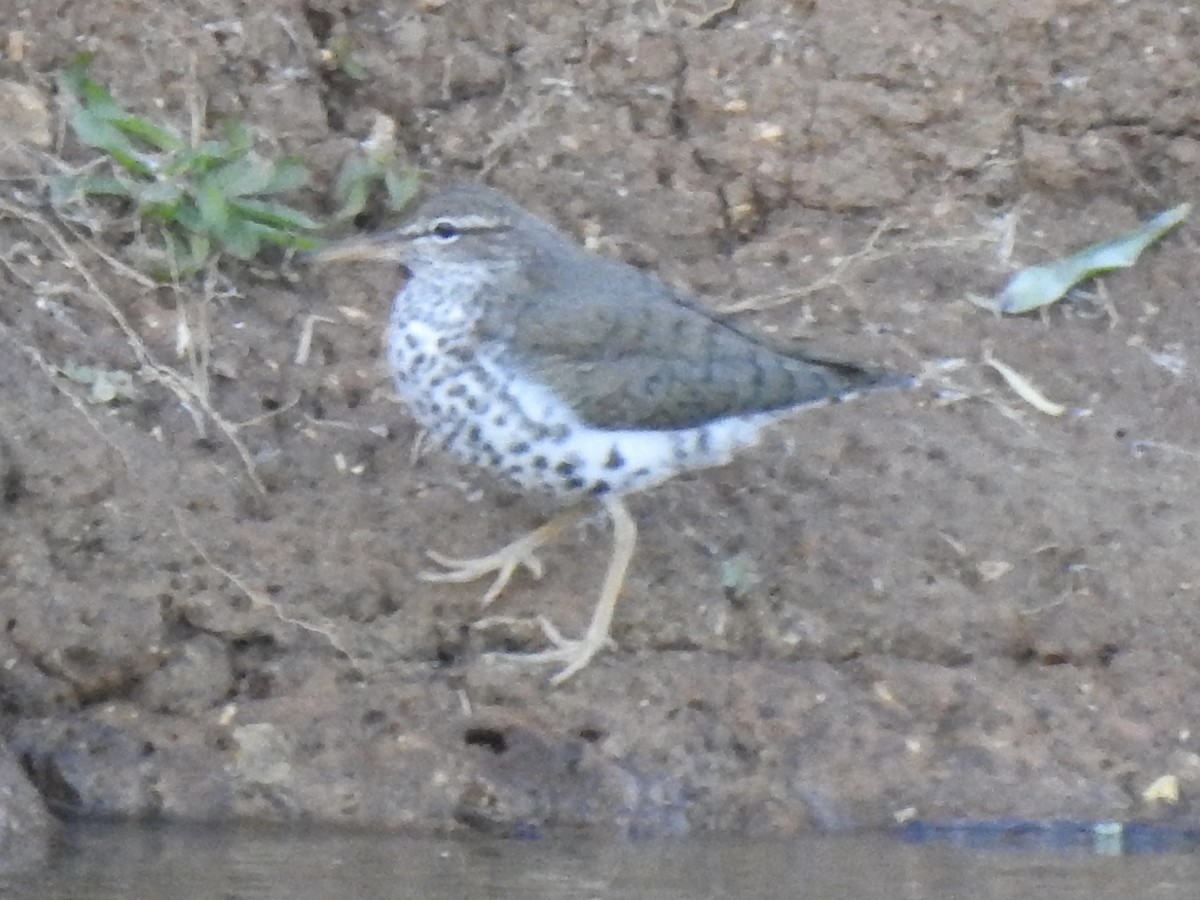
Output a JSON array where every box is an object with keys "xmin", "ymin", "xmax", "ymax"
[{"xmin": 2, "ymin": 0, "xmax": 1199, "ymax": 835}]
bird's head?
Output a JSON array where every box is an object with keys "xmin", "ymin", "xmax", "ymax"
[{"xmin": 310, "ymin": 184, "xmax": 555, "ymax": 279}]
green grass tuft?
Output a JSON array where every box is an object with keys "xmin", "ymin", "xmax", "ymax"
[{"xmin": 53, "ymin": 54, "xmax": 321, "ymax": 278}]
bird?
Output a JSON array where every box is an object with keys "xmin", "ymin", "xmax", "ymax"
[{"xmin": 313, "ymin": 183, "xmax": 911, "ymax": 683}]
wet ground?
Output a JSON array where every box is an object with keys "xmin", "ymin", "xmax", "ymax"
[{"xmin": 3, "ymin": 0, "xmax": 1200, "ymax": 841}]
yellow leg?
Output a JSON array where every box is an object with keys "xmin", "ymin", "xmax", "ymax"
[
  {"xmin": 422, "ymin": 497, "xmax": 637, "ymax": 683},
  {"xmin": 420, "ymin": 505, "xmax": 588, "ymax": 606},
  {"xmin": 518, "ymin": 496, "xmax": 637, "ymax": 684}
]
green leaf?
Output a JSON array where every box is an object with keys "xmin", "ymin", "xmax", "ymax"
[
  {"xmin": 331, "ymin": 158, "xmax": 374, "ymax": 220},
  {"xmin": 333, "ymin": 177, "xmax": 368, "ymax": 222},
  {"xmin": 195, "ymin": 183, "xmax": 231, "ymax": 234},
  {"xmin": 110, "ymin": 113, "xmax": 181, "ymax": 152},
  {"xmin": 141, "ymin": 202, "xmax": 182, "ymax": 225},
  {"xmin": 229, "ymin": 198, "xmax": 320, "ymax": 231},
  {"xmin": 173, "ymin": 203, "xmax": 203, "ymax": 232},
  {"xmin": 58, "ymin": 54, "xmax": 94, "ymax": 95},
  {"xmin": 222, "ymin": 122, "xmax": 253, "ymax": 153},
  {"xmin": 136, "ymin": 179, "xmax": 185, "ymax": 206},
  {"xmin": 280, "ymin": 233, "xmax": 321, "ymax": 252},
  {"xmin": 333, "ymin": 157, "xmax": 375, "ymax": 196},
  {"xmin": 262, "ymin": 157, "xmax": 310, "ymax": 195},
  {"xmin": 69, "ymin": 107, "xmax": 154, "ymax": 175},
  {"xmin": 168, "ymin": 140, "xmax": 240, "ymax": 177},
  {"xmin": 984, "ymin": 202, "xmax": 1193, "ymax": 315},
  {"xmin": 78, "ymin": 174, "xmax": 132, "ymax": 197},
  {"xmin": 59, "ymin": 55, "xmax": 125, "ymax": 120},
  {"xmin": 216, "ymin": 218, "xmax": 263, "ymax": 259},
  {"xmin": 384, "ymin": 169, "xmax": 421, "ymax": 211},
  {"xmin": 61, "ymin": 56, "xmax": 179, "ymax": 154},
  {"xmin": 51, "ymin": 173, "xmax": 133, "ymax": 206},
  {"xmin": 205, "ymin": 155, "xmax": 275, "ymax": 197},
  {"xmin": 242, "ymin": 220, "xmax": 321, "ymax": 251},
  {"xmin": 155, "ymin": 230, "xmax": 205, "ymax": 278},
  {"xmin": 187, "ymin": 232, "xmax": 212, "ymax": 271},
  {"xmin": 340, "ymin": 58, "xmax": 369, "ymax": 81}
]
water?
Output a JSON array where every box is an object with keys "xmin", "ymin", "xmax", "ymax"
[{"xmin": 4, "ymin": 823, "xmax": 1200, "ymax": 899}]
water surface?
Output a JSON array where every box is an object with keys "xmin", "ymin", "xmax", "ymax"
[{"xmin": 5, "ymin": 823, "xmax": 1199, "ymax": 899}]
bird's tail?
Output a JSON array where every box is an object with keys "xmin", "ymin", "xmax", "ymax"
[{"xmin": 797, "ymin": 356, "xmax": 915, "ymax": 403}]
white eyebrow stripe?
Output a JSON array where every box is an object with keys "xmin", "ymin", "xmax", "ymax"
[{"xmin": 398, "ymin": 214, "xmax": 508, "ymax": 238}]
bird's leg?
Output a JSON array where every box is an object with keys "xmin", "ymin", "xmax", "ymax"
[
  {"xmin": 420, "ymin": 505, "xmax": 589, "ymax": 607},
  {"xmin": 517, "ymin": 495, "xmax": 637, "ymax": 684}
]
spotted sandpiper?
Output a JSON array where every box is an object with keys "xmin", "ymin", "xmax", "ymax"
[{"xmin": 314, "ymin": 183, "xmax": 910, "ymax": 683}]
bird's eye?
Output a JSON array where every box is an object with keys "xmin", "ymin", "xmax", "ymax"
[{"xmin": 431, "ymin": 221, "xmax": 459, "ymax": 241}]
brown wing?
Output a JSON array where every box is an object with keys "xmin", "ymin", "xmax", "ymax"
[{"xmin": 477, "ymin": 251, "xmax": 902, "ymax": 431}]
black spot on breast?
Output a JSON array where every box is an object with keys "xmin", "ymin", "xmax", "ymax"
[
  {"xmin": 555, "ymin": 461, "xmax": 576, "ymax": 476},
  {"xmin": 564, "ymin": 476, "xmax": 585, "ymax": 491},
  {"xmin": 404, "ymin": 333, "xmax": 420, "ymax": 349},
  {"xmin": 604, "ymin": 447, "xmax": 625, "ymax": 470},
  {"xmin": 590, "ymin": 480, "xmax": 611, "ymax": 495},
  {"xmin": 448, "ymin": 383, "xmax": 467, "ymax": 398},
  {"xmin": 509, "ymin": 441, "xmax": 530, "ymax": 454},
  {"xmin": 532, "ymin": 456, "xmax": 549, "ymax": 470}
]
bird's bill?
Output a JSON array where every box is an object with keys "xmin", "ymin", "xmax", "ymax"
[{"xmin": 308, "ymin": 232, "xmax": 408, "ymax": 265}]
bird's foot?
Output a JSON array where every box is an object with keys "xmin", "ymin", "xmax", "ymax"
[
  {"xmin": 491, "ymin": 496, "xmax": 638, "ymax": 685},
  {"xmin": 428, "ymin": 498, "xmax": 635, "ymax": 685},
  {"xmin": 421, "ymin": 538, "xmax": 546, "ymax": 608},
  {"xmin": 502, "ymin": 615, "xmax": 617, "ymax": 685},
  {"xmin": 419, "ymin": 507, "xmax": 587, "ymax": 608}
]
